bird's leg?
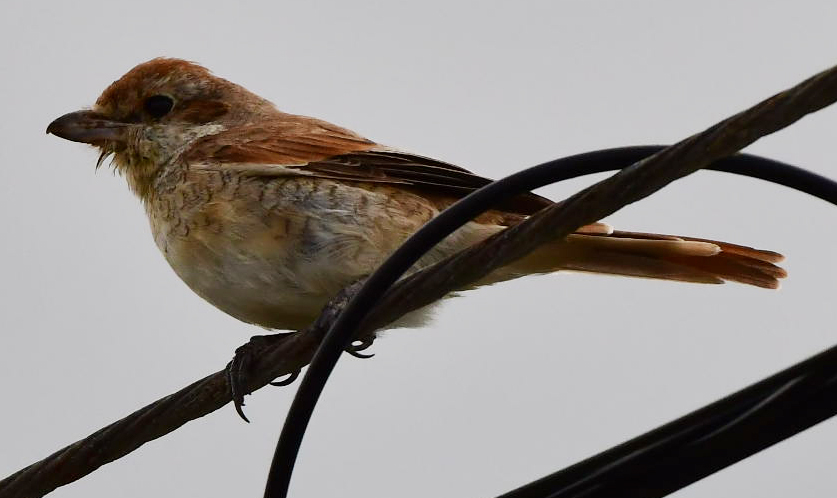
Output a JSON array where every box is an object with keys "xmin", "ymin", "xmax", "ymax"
[
  {"xmin": 226, "ymin": 281, "xmax": 376, "ymax": 421},
  {"xmin": 226, "ymin": 332, "xmax": 299, "ymax": 422}
]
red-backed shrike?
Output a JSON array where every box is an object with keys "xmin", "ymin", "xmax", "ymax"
[{"xmin": 47, "ymin": 58, "xmax": 785, "ymax": 331}]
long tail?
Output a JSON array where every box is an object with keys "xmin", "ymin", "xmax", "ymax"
[{"xmin": 481, "ymin": 229, "xmax": 786, "ymax": 289}]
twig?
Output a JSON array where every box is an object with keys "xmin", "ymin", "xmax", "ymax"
[{"xmin": 2, "ymin": 64, "xmax": 837, "ymax": 498}]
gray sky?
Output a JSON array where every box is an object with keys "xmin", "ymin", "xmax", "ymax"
[{"xmin": 3, "ymin": 1, "xmax": 837, "ymax": 497}]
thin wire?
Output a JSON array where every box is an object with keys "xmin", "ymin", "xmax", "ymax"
[
  {"xmin": 263, "ymin": 145, "xmax": 837, "ymax": 498},
  {"xmin": 501, "ymin": 350, "xmax": 837, "ymax": 498}
]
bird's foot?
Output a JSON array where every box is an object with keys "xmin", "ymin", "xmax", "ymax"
[
  {"xmin": 226, "ymin": 332, "xmax": 299, "ymax": 423},
  {"xmin": 346, "ymin": 333, "xmax": 377, "ymax": 359}
]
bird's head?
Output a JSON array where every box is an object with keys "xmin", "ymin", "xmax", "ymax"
[{"xmin": 47, "ymin": 58, "xmax": 277, "ymax": 196}]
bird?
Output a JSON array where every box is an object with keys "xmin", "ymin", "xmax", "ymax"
[{"xmin": 47, "ymin": 58, "xmax": 786, "ymax": 332}]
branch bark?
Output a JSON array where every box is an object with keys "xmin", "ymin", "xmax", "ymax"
[{"xmin": 3, "ymin": 65, "xmax": 837, "ymax": 498}]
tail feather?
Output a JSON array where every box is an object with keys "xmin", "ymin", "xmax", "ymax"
[
  {"xmin": 477, "ymin": 230, "xmax": 786, "ymax": 289},
  {"xmin": 608, "ymin": 230, "xmax": 784, "ymax": 263},
  {"xmin": 558, "ymin": 251, "xmax": 725, "ymax": 285}
]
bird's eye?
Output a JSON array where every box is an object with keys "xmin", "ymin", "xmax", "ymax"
[{"xmin": 144, "ymin": 95, "xmax": 174, "ymax": 118}]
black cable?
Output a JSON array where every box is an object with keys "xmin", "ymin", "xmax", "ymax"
[
  {"xmin": 497, "ymin": 345, "xmax": 837, "ymax": 498},
  {"xmin": 263, "ymin": 145, "xmax": 837, "ymax": 498},
  {"xmin": 531, "ymin": 145, "xmax": 837, "ymax": 204}
]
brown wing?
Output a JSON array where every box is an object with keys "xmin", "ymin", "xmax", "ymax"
[
  {"xmin": 182, "ymin": 115, "xmax": 552, "ymax": 216},
  {"xmin": 303, "ymin": 151, "xmax": 553, "ymax": 215}
]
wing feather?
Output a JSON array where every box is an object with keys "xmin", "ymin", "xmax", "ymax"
[{"xmin": 183, "ymin": 115, "xmax": 552, "ymax": 215}]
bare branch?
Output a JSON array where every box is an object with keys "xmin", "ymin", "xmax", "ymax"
[{"xmin": 3, "ymin": 65, "xmax": 837, "ymax": 498}]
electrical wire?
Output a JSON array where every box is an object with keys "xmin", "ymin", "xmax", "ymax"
[
  {"xmin": 498, "ymin": 347, "xmax": 837, "ymax": 498},
  {"xmin": 263, "ymin": 145, "xmax": 837, "ymax": 498}
]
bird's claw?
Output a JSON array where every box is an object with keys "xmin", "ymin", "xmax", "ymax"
[
  {"xmin": 226, "ymin": 331, "xmax": 374, "ymax": 421},
  {"xmin": 346, "ymin": 334, "xmax": 376, "ymax": 359},
  {"xmin": 226, "ymin": 332, "xmax": 298, "ymax": 423},
  {"xmin": 226, "ymin": 351, "xmax": 251, "ymax": 423},
  {"xmin": 269, "ymin": 369, "xmax": 301, "ymax": 387}
]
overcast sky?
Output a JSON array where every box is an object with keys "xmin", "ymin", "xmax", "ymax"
[{"xmin": 3, "ymin": 1, "xmax": 837, "ymax": 497}]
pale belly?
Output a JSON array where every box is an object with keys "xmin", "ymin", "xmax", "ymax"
[
  {"xmin": 156, "ymin": 209, "xmax": 396, "ymax": 330},
  {"xmin": 166, "ymin": 243, "xmax": 346, "ymax": 330},
  {"xmin": 147, "ymin": 177, "xmax": 502, "ymax": 331}
]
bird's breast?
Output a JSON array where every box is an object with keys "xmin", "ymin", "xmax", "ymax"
[{"xmin": 145, "ymin": 174, "xmax": 438, "ymax": 329}]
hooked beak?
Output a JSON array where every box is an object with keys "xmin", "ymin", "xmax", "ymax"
[{"xmin": 47, "ymin": 110, "xmax": 128, "ymax": 145}]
